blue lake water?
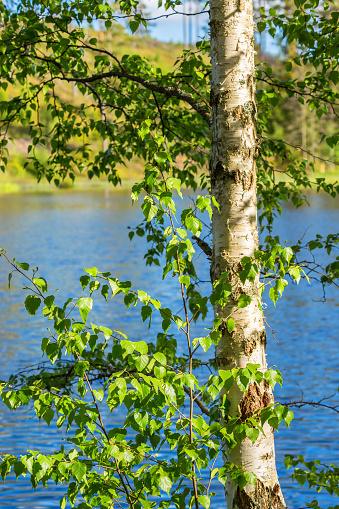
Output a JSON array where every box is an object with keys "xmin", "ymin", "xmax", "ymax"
[{"xmin": 0, "ymin": 189, "xmax": 338, "ymax": 508}]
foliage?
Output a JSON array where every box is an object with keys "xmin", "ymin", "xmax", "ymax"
[
  {"xmin": 285, "ymin": 455, "xmax": 339, "ymax": 508},
  {"xmin": 0, "ymin": 126, "xmax": 297, "ymax": 507},
  {"xmin": 0, "ymin": 0, "xmax": 338, "ymax": 507}
]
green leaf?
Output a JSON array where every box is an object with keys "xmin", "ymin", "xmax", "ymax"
[
  {"xmin": 185, "ymin": 216, "xmax": 202, "ymax": 236},
  {"xmin": 93, "ymin": 389, "xmax": 104, "ymax": 402},
  {"xmin": 164, "ymin": 383, "xmax": 176, "ymax": 402},
  {"xmin": 116, "ymin": 378, "xmax": 127, "ymax": 404},
  {"xmin": 123, "ymin": 450, "xmax": 134, "ymax": 462},
  {"xmin": 74, "ymin": 360, "xmax": 89, "ymax": 378},
  {"xmin": 42, "ymin": 408, "xmax": 54, "ymax": 426},
  {"xmin": 159, "ymin": 475, "xmax": 172, "ymax": 494},
  {"xmin": 80, "ymin": 275, "xmax": 91, "ymax": 289},
  {"xmin": 154, "ymin": 151, "xmax": 171, "ymax": 164},
  {"xmin": 276, "ymin": 278, "xmax": 288, "ymax": 296},
  {"xmin": 44, "ymin": 295, "xmax": 55, "ymax": 308},
  {"xmin": 121, "ymin": 340, "xmax": 134, "ymax": 357},
  {"xmin": 179, "ymin": 275, "xmax": 190, "ymax": 288},
  {"xmin": 239, "ymin": 261, "xmax": 258, "ymax": 284},
  {"xmin": 198, "ymin": 495, "xmax": 210, "ymax": 509},
  {"xmin": 68, "ymin": 449, "xmax": 79, "ymax": 461},
  {"xmin": 77, "ymin": 297, "xmax": 93, "ymax": 323},
  {"xmin": 13, "ymin": 461, "xmax": 25, "ymax": 479},
  {"xmin": 100, "ymin": 326, "xmax": 112, "ymax": 341},
  {"xmin": 14, "ymin": 260, "xmax": 29, "ymax": 271},
  {"xmin": 142, "ymin": 198, "xmax": 158, "ymax": 222},
  {"xmin": 33, "ymin": 277, "xmax": 48, "ymax": 293},
  {"xmin": 134, "ymin": 341, "xmax": 148, "ymax": 354},
  {"xmin": 245, "ymin": 471, "xmax": 257, "ymax": 486},
  {"xmin": 238, "ymin": 295, "xmax": 251, "ymax": 308},
  {"xmin": 71, "ymin": 461, "xmax": 86, "ymax": 483},
  {"xmin": 269, "ymin": 286, "xmax": 279, "ymax": 306},
  {"xmin": 154, "ymin": 365, "xmax": 166, "ymax": 378},
  {"xmin": 199, "ymin": 336, "xmax": 212, "ymax": 352},
  {"xmin": 109, "ymin": 278, "xmax": 121, "ymax": 296},
  {"xmin": 285, "ymin": 410, "xmax": 294, "ymax": 427},
  {"xmin": 46, "ymin": 342, "xmax": 59, "ymax": 364},
  {"xmin": 245, "ymin": 427, "xmax": 259, "ymax": 444},
  {"xmin": 280, "ymin": 247, "xmax": 293, "ymax": 264},
  {"xmin": 227, "ymin": 318, "xmax": 235, "ymax": 333},
  {"xmin": 24, "ymin": 295, "xmax": 41, "ymax": 315},
  {"xmin": 219, "ymin": 370, "xmax": 235, "ymax": 392},
  {"xmin": 211, "ymin": 195, "xmax": 220, "ymax": 212},
  {"xmin": 60, "ymin": 496, "xmax": 67, "ymax": 509},
  {"xmin": 257, "ymin": 21, "xmax": 266, "ymax": 33},
  {"xmin": 137, "ymin": 290, "xmax": 149, "ymax": 303},
  {"xmin": 141, "ymin": 305, "xmax": 152, "ymax": 323},
  {"xmin": 289, "ymin": 266, "xmax": 301, "ymax": 283},
  {"xmin": 264, "ymin": 369, "xmax": 282, "ymax": 389},
  {"xmin": 166, "ymin": 177, "xmax": 182, "ymax": 198},
  {"xmin": 154, "ymin": 352, "xmax": 167, "ymax": 365},
  {"xmin": 135, "ymin": 354, "xmax": 149, "ymax": 371},
  {"xmin": 196, "ymin": 195, "xmax": 211, "ymax": 216},
  {"xmin": 85, "ymin": 267, "xmax": 98, "ymax": 277}
]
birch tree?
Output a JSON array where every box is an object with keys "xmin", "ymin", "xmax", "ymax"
[
  {"xmin": 210, "ymin": 0, "xmax": 286, "ymax": 505},
  {"xmin": 0, "ymin": 0, "xmax": 338, "ymax": 508}
]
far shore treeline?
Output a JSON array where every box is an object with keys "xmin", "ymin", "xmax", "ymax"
[{"xmin": 0, "ymin": 22, "xmax": 338, "ymax": 195}]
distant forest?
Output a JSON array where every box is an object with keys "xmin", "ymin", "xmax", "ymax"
[{"xmin": 1, "ymin": 13, "xmax": 338, "ymax": 184}]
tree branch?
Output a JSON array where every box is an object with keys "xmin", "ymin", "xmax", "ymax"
[{"xmin": 183, "ymin": 385, "xmax": 210, "ymax": 417}]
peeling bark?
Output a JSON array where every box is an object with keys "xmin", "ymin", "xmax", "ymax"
[
  {"xmin": 234, "ymin": 479, "xmax": 285, "ymax": 509},
  {"xmin": 239, "ymin": 383, "xmax": 272, "ymax": 421},
  {"xmin": 209, "ymin": 0, "xmax": 286, "ymax": 506}
]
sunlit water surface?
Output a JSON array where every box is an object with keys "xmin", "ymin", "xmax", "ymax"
[{"xmin": 0, "ymin": 189, "xmax": 338, "ymax": 508}]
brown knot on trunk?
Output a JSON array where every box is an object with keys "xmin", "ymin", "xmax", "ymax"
[
  {"xmin": 234, "ymin": 479, "xmax": 286, "ymax": 509},
  {"xmin": 239, "ymin": 382, "xmax": 272, "ymax": 421}
]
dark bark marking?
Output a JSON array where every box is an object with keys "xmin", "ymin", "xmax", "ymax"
[
  {"xmin": 237, "ymin": 0, "xmax": 246, "ymax": 11},
  {"xmin": 261, "ymin": 450, "xmax": 273, "ymax": 461},
  {"xmin": 210, "ymin": 160, "xmax": 226, "ymax": 188},
  {"xmin": 241, "ymin": 100, "xmax": 254, "ymax": 125},
  {"xmin": 242, "ymin": 330, "xmax": 266, "ymax": 356},
  {"xmin": 239, "ymin": 383, "xmax": 272, "ymax": 421},
  {"xmin": 262, "ymin": 390, "xmax": 271, "ymax": 409},
  {"xmin": 209, "ymin": 20, "xmax": 224, "ymax": 40},
  {"xmin": 239, "ymin": 383, "xmax": 262, "ymax": 420},
  {"xmin": 233, "ymin": 104, "xmax": 244, "ymax": 119},
  {"xmin": 233, "ymin": 478, "xmax": 286, "ymax": 509},
  {"xmin": 244, "ymin": 170, "xmax": 253, "ymax": 190},
  {"xmin": 243, "ymin": 334, "xmax": 256, "ymax": 355},
  {"xmin": 216, "ymin": 356, "xmax": 236, "ymax": 368}
]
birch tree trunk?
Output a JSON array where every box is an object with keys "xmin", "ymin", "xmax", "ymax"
[{"xmin": 209, "ymin": 0, "xmax": 286, "ymax": 507}]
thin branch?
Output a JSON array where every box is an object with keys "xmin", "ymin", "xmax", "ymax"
[
  {"xmin": 281, "ymin": 394, "xmax": 339, "ymax": 414},
  {"xmin": 151, "ymin": 91, "xmax": 165, "ymax": 137},
  {"xmin": 264, "ymin": 136, "xmax": 339, "ymax": 166},
  {"xmin": 192, "ymin": 235, "xmax": 212, "ymax": 258},
  {"xmin": 109, "ymin": 9, "xmax": 209, "ymax": 22},
  {"xmin": 183, "ymin": 386, "xmax": 210, "ymax": 417},
  {"xmin": 257, "ymin": 72, "xmax": 339, "ymax": 118},
  {"xmin": 30, "ymin": 57, "xmax": 210, "ymax": 123}
]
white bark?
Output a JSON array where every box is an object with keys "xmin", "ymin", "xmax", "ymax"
[{"xmin": 209, "ymin": 0, "xmax": 286, "ymax": 506}]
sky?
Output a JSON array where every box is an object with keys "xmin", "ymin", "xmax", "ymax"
[
  {"xmin": 141, "ymin": 0, "xmax": 209, "ymax": 45},
  {"xmin": 128, "ymin": 0, "xmax": 280, "ymax": 55}
]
